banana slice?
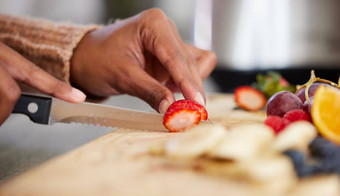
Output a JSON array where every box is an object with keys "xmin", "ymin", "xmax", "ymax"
[
  {"xmin": 208, "ymin": 124, "xmax": 275, "ymax": 160},
  {"xmin": 242, "ymin": 155, "xmax": 297, "ymax": 193},
  {"xmin": 273, "ymin": 121, "xmax": 317, "ymax": 152},
  {"xmin": 165, "ymin": 123, "xmax": 227, "ymax": 159},
  {"xmin": 291, "ymin": 175, "xmax": 340, "ymax": 196},
  {"xmin": 149, "ymin": 139, "xmax": 167, "ymax": 155}
]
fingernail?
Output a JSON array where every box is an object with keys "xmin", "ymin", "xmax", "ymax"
[
  {"xmin": 159, "ymin": 99, "xmax": 170, "ymax": 114},
  {"xmin": 71, "ymin": 87, "xmax": 86, "ymax": 102},
  {"xmin": 195, "ymin": 92, "xmax": 205, "ymax": 106}
]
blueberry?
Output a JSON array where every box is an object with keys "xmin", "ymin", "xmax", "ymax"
[
  {"xmin": 316, "ymin": 160, "xmax": 337, "ymax": 174},
  {"xmin": 297, "ymin": 164, "xmax": 319, "ymax": 177},
  {"xmin": 283, "ymin": 150, "xmax": 337, "ymax": 177},
  {"xmin": 309, "ymin": 137, "xmax": 340, "ymax": 159},
  {"xmin": 284, "ymin": 137, "xmax": 340, "ymax": 178},
  {"xmin": 284, "ymin": 150, "xmax": 305, "ymax": 168},
  {"xmin": 337, "ymin": 165, "xmax": 340, "ymax": 174},
  {"xmin": 283, "ymin": 150, "xmax": 310, "ymax": 177},
  {"xmin": 309, "ymin": 137, "xmax": 340, "ymax": 172}
]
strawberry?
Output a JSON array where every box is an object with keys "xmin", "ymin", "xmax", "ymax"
[
  {"xmin": 163, "ymin": 100, "xmax": 208, "ymax": 132},
  {"xmin": 190, "ymin": 100, "xmax": 208, "ymax": 121},
  {"xmin": 279, "ymin": 76, "xmax": 289, "ymax": 87},
  {"xmin": 254, "ymin": 71, "xmax": 296, "ymax": 99},
  {"xmin": 264, "ymin": 116, "xmax": 290, "ymax": 134},
  {"xmin": 234, "ymin": 86, "xmax": 266, "ymax": 111},
  {"xmin": 283, "ymin": 109, "xmax": 311, "ymax": 123}
]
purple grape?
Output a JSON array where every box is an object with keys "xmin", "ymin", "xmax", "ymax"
[
  {"xmin": 296, "ymin": 83, "xmax": 331, "ymax": 103},
  {"xmin": 303, "ymin": 96, "xmax": 314, "ymax": 115},
  {"xmin": 266, "ymin": 91, "xmax": 303, "ymax": 117}
]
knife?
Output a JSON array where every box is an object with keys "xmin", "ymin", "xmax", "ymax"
[{"xmin": 12, "ymin": 94, "xmax": 168, "ymax": 131}]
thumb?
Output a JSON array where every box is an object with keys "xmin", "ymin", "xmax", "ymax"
[{"xmin": 0, "ymin": 43, "xmax": 86, "ymax": 103}]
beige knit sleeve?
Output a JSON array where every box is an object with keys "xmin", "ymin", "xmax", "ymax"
[{"xmin": 0, "ymin": 14, "xmax": 100, "ymax": 83}]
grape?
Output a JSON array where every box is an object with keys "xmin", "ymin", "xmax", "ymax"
[
  {"xmin": 296, "ymin": 83, "xmax": 330, "ymax": 103},
  {"xmin": 266, "ymin": 91, "xmax": 303, "ymax": 117},
  {"xmin": 302, "ymin": 96, "xmax": 314, "ymax": 115}
]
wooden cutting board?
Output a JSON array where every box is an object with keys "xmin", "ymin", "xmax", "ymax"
[{"xmin": 0, "ymin": 94, "xmax": 338, "ymax": 196}]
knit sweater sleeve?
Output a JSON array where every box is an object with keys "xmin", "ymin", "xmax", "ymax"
[{"xmin": 0, "ymin": 14, "xmax": 100, "ymax": 83}]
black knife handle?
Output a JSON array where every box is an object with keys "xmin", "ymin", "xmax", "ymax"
[{"xmin": 12, "ymin": 94, "xmax": 52, "ymax": 124}]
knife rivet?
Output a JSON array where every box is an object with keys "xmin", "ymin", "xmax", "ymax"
[{"xmin": 28, "ymin": 102, "xmax": 38, "ymax": 114}]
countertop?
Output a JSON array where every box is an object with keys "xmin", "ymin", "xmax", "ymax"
[
  {"xmin": 0, "ymin": 95, "xmax": 153, "ymax": 183},
  {"xmin": 1, "ymin": 93, "xmax": 338, "ymax": 196},
  {"xmin": 0, "ymin": 78, "xmax": 219, "ymax": 183}
]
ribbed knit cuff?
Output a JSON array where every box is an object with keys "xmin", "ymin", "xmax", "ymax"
[{"xmin": 0, "ymin": 14, "xmax": 100, "ymax": 83}]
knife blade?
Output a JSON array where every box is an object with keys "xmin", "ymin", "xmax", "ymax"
[{"xmin": 12, "ymin": 94, "xmax": 168, "ymax": 131}]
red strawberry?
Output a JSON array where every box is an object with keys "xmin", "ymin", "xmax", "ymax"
[
  {"xmin": 234, "ymin": 86, "xmax": 266, "ymax": 111},
  {"xmin": 163, "ymin": 100, "xmax": 208, "ymax": 132},
  {"xmin": 279, "ymin": 76, "xmax": 289, "ymax": 87},
  {"xmin": 167, "ymin": 99, "xmax": 208, "ymax": 121},
  {"xmin": 264, "ymin": 116, "xmax": 290, "ymax": 134},
  {"xmin": 267, "ymin": 75, "xmax": 289, "ymax": 87},
  {"xmin": 283, "ymin": 109, "xmax": 311, "ymax": 123},
  {"xmin": 190, "ymin": 100, "xmax": 208, "ymax": 121}
]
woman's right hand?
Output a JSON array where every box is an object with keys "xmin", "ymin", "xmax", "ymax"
[
  {"xmin": 0, "ymin": 42, "xmax": 86, "ymax": 125},
  {"xmin": 70, "ymin": 8, "xmax": 216, "ymax": 113}
]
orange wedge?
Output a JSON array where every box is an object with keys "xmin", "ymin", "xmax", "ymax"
[{"xmin": 311, "ymin": 86, "xmax": 340, "ymax": 144}]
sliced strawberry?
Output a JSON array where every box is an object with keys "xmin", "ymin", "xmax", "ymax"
[
  {"xmin": 167, "ymin": 100, "xmax": 208, "ymax": 121},
  {"xmin": 190, "ymin": 100, "xmax": 208, "ymax": 120},
  {"xmin": 283, "ymin": 109, "xmax": 311, "ymax": 123},
  {"xmin": 264, "ymin": 116, "xmax": 290, "ymax": 134},
  {"xmin": 234, "ymin": 86, "xmax": 266, "ymax": 111},
  {"xmin": 163, "ymin": 99, "xmax": 207, "ymax": 132},
  {"xmin": 198, "ymin": 107, "xmax": 208, "ymax": 121}
]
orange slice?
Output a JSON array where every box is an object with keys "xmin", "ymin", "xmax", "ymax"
[{"xmin": 311, "ymin": 86, "xmax": 340, "ymax": 144}]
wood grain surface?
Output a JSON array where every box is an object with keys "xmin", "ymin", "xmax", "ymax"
[{"xmin": 0, "ymin": 94, "xmax": 339, "ymax": 196}]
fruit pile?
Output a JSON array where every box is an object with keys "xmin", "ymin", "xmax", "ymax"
[
  {"xmin": 150, "ymin": 122, "xmax": 322, "ymax": 193},
  {"xmin": 264, "ymin": 70, "xmax": 340, "ymax": 177},
  {"xmin": 234, "ymin": 71, "xmax": 295, "ymax": 111},
  {"xmin": 285, "ymin": 136, "xmax": 340, "ymax": 177},
  {"xmin": 159, "ymin": 70, "xmax": 340, "ymax": 190},
  {"xmin": 265, "ymin": 70, "xmax": 340, "ymax": 138},
  {"xmin": 265, "ymin": 91, "xmax": 311, "ymax": 133}
]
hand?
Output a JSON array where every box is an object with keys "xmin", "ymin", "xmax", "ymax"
[
  {"xmin": 0, "ymin": 42, "xmax": 86, "ymax": 125},
  {"xmin": 70, "ymin": 8, "xmax": 216, "ymax": 113}
]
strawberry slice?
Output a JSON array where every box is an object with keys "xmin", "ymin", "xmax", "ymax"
[
  {"xmin": 177, "ymin": 99, "xmax": 208, "ymax": 121},
  {"xmin": 197, "ymin": 105, "xmax": 208, "ymax": 121},
  {"xmin": 163, "ymin": 99, "xmax": 208, "ymax": 132},
  {"xmin": 234, "ymin": 86, "xmax": 266, "ymax": 111}
]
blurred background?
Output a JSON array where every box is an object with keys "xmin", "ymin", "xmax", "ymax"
[
  {"xmin": 1, "ymin": 0, "xmax": 339, "ymax": 90},
  {"xmin": 0, "ymin": 0, "xmax": 339, "ymax": 182}
]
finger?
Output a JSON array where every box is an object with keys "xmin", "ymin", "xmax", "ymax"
[
  {"xmin": 166, "ymin": 18, "xmax": 205, "ymax": 102},
  {"xmin": 139, "ymin": 9, "xmax": 205, "ymax": 106},
  {"xmin": 144, "ymin": 51, "xmax": 170, "ymax": 83},
  {"xmin": 165, "ymin": 78, "xmax": 181, "ymax": 93},
  {"xmin": 0, "ymin": 65, "xmax": 21, "ymax": 125},
  {"xmin": 0, "ymin": 43, "xmax": 86, "ymax": 103},
  {"xmin": 184, "ymin": 44, "xmax": 217, "ymax": 80},
  {"xmin": 112, "ymin": 63, "xmax": 175, "ymax": 113}
]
